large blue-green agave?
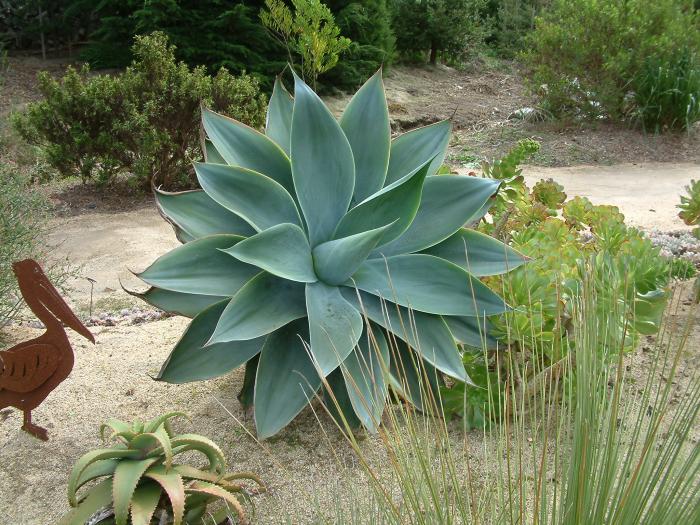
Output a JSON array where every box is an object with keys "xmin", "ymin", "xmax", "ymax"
[{"xmin": 133, "ymin": 71, "xmax": 526, "ymax": 438}]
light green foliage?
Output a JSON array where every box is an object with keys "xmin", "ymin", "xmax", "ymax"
[
  {"xmin": 12, "ymin": 33, "xmax": 267, "ymax": 190},
  {"xmin": 261, "ymin": 0, "xmax": 352, "ymax": 89},
  {"xmin": 524, "ymin": 0, "xmax": 700, "ymax": 129},
  {"xmin": 678, "ymin": 179, "xmax": 700, "ymax": 300},
  {"xmin": 59, "ymin": 413, "xmax": 264, "ymax": 525},
  {"xmin": 136, "ymin": 70, "xmax": 526, "ymax": 438}
]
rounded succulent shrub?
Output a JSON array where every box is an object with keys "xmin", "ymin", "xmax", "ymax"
[{"xmin": 133, "ymin": 70, "xmax": 526, "ymax": 438}]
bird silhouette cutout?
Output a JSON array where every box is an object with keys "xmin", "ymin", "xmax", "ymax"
[{"xmin": 0, "ymin": 259, "xmax": 94, "ymax": 440}]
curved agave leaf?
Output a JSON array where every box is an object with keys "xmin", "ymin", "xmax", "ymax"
[
  {"xmin": 350, "ymin": 254, "xmax": 508, "ymax": 316},
  {"xmin": 340, "ymin": 69, "xmax": 390, "ymax": 202},
  {"xmin": 333, "ymin": 160, "xmax": 431, "ymax": 244},
  {"xmin": 444, "ymin": 315, "xmax": 497, "ymax": 348},
  {"xmin": 155, "ymin": 189, "xmax": 256, "ymax": 240},
  {"xmin": 204, "ymin": 138, "xmax": 226, "ymax": 164},
  {"xmin": 143, "ymin": 465, "xmax": 185, "ymax": 525},
  {"xmin": 313, "ymin": 223, "xmax": 393, "ymax": 286},
  {"xmin": 129, "ymin": 482, "xmax": 162, "ymax": 525},
  {"xmin": 422, "ymin": 228, "xmax": 528, "ymax": 276},
  {"xmin": 341, "ymin": 325, "xmax": 389, "ymax": 432},
  {"xmin": 306, "ymin": 281, "xmax": 363, "ymax": 376},
  {"xmin": 385, "ymin": 120, "xmax": 451, "ymax": 185},
  {"xmin": 126, "ymin": 286, "xmax": 226, "ymax": 318},
  {"xmin": 207, "ymin": 273, "xmax": 306, "ymax": 343},
  {"xmin": 113, "ymin": 458, "xmax": 159, "ymax": 525},
  {"xmin": 254, "ymin": 319, "xmax": 321, "ymax": 438},
  {"xmin": 136, "ymin": 235, "xmax": 258, "ymax": 296},
  {"xmin": 157, "ymin": 300, "xmax": 265, "ymax": 383},
  {"xmin": 202, "ymin": 108, "xmax": 294, "ymax": 194},
  {"xmin": 221, "ymin": 223, "xmax": 316, "ymax": 283},
  {"xmin": 291, "ymin": 72, "xmax": 355, "ymax": 246},
  {"xmin": 324, "ymin": 367, "xmax": 362, "ymax": 429},
  {"xmin": 195, "ymin": 162, "xmax": 302, "ymax": 231},
  {"xmin": 388, "ymin": 338, "xmax": 443, "ymax": 412},
  {"xmin": 374, "ymin": 175, "xmax": 501, "ymax": 257},
  {"xmin": 266, "ymin": 76, "xmax": 294, "ymax": 155},
  {"xmin": 59, "ymin": 479, "xmax": 113, "ymax": 525},
  {"xmin": 341, "ymin": 289, "xmax": 467, "ymax": 382}
]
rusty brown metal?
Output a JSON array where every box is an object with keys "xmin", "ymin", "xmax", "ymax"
[{"xmin": 0, "ymin": 259, "xmax": 94, "ymax": 441}]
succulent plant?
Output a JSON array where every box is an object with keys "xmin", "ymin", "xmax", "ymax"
[
  {"xmin": 132, "ymin": 70, "xmax": 526, "ymax": 438},
  {"xmin": 60, "ymin": 413, "xmax": 264, "ymax": 525}
]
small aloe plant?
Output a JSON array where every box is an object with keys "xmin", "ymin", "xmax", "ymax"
[
  {"xmin": 59, "ymin": 413, "xmax": 264, "ymax": 525},
  {"xmin": 132, "ymin": 70, "xmax": 526, "ymax": 438}
]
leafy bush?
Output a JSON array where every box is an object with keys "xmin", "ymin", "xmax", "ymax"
[
  {"xmin": 678, "ymin": 179, "xmax": 700, "ymax": 301},
  {"xmin": 524, "ymin": 0, "xmax": 700, "ymax": 129},
  {"xmin": 12, "ymin": 32, "xmax": 267, "ymax": 190},
  {"xmin": 60, "ymin": 412, "xmax": 264, "ymax": 525},
  {"xmin": 391, "ymin": 0, "xmax": 490, "ymax": 64},
  {"xmin": 132, "ymin": 70, "xmax": 525, "ymax": 439}
]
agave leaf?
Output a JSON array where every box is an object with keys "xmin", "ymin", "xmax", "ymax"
[
  {"xmin": 340, "ymin": 69, "xmax": 390, "ymax": 202},
  {"xmin": 168, "ymin": 434, "xmax": 226, "ymax": 473},
  {"xmin": 422, "ymin": 228, "xmax": 528, "ymax": 276},
  {"xmin": 374, "ymin": 176, "xmax": 501, "ymax": 257},
  {"xmin": 59, "ymin": 479, "xmax": 113, "ymax": 525},
  {"xmin": 204, "ymin": 138, "xmax": 226, "ymax": 164},
  {"xmin": 350, "ymin": 254, "xmax": 508, "ymax": 317},
  {"xmin": 291, "ymin": 71, "xmax": 355, "ymax": 246},
  {"xmin": 333, "ymin": 160, "xmax": 431, "ymax": 245},
  {"xmin": 221, "ymin": 223, "xmax": 316, "ymax": 282},
  {"xmin": 129, "ymin": 481, "xmax": 162, "ymax": 525},
  {"xmin": 324, "ymin": 367, "xmax": 362, "ymax": 430},
  {"xmin": 443, "ymin": 315, "xmax": 497, "ymax": 348},
  {"xmin": 202, "ymin": 108, "xmax": 294, "ymax": 194},
  {"xmin": 306, "ymin": 282, "xmax": 363, "ymax": 376},
  {"xmin": 194, "ymin": 162, "xmax": 302, "ymax": 231},
  {"xmin": 341, "ymin": 289, "xmax": 468, "ymax": 382},
  {"xmin": 143, "ymin": 465, "xmax": 186, "ymax": 525},
  {"xmin": 312, "ymin": 223, "xmax": 393, "ymax": 286},
  {"xmin": 266, "ymin": 75, "xmax": 294, "ymax": 155},
  {"xmin": 68, "ymin": 449, "xmax": 140, "ymax": 506},
  {"xmin": 254, "ymin": 319, "xmax": 321, "ymax": 439},
  {"xmin": 207, "ymin": 273, "xmax": 306, "ymax": 343},
  {"xmin": 126, "ymin": 287, "xmax": 226, "ymax": 318},
  {"xmin": 113, "ymin": 458, "xmax": 159, "ymax": 525},
  {"xmin": 185, "ymin": 482, "xmax": 246, "ymax": 524},
  {"xmin": 341, "ymin": 326, "xmax": 390, "ymax": 432},
  {"xmin": 385, "ymin": 120, "xmax": 451, "ymax": 185},
  {"xmin": 137, "ymin": 235, "xmax": 258, "ymax": 296},
  {"xmin": 157, "ymin": 300, "xmax": 265, "ymax": 384},
  {"xmin": 238, "ymin": 355, "xmax": 258, "ymax": 409},
  {"xmin": 155, "ymin": 189, "xmax": 256, "ymax": 240},
  {"xmin": 388, "ymin": 338, "xmax": 443, "ymax": 412}
]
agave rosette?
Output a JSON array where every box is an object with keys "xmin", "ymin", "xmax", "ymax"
[{"xmin": 133, "ymin": 70, "xmax": 526, "ymax": 438}]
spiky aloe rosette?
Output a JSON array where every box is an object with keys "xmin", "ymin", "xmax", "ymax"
[{"xmin": 133, "ymin": 71, "xmax": 526, "ymax": 438}]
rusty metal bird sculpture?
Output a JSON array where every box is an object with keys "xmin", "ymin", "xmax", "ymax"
[{"xmin": 0, "ymin": 259, "xmax": 94, "ymax": 440}]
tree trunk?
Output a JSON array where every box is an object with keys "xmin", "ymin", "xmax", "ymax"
[{"xmin": 429, "ymin": 42, "xmax": 437, "ymax": 65}]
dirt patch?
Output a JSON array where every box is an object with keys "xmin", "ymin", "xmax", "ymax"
[{"xmin": 0, "ymin": 56, "xmax": 74, "ymax": 117}]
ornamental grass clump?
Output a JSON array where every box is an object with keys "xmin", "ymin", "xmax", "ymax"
[{"xmin": 132, "ymin": 70, "xmax": 526, "ymax": 438}]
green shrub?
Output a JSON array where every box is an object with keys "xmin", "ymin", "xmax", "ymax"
[
  {"xmin": 12, "ymin": 32, "xmax": 267, "ymax": 190},
  {"xmin": 524, "ymin": 0, "xmax": 700, "ymax": 129}
]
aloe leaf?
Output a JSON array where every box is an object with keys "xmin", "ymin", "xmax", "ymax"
[
  {"xmin": 204, "ymin": 138, "xmax": 226, "ymax": 164},
  {"xmin": 324, "ymin": 367, "xmax": 362, "ymax": 429},
  {"xmin": 266, "ymin": 75, "xmax": 294, "ymax": 155},
  {"xmin": 130, "ymin": 428, "xmax": 173, "ymax": 467},
  {"xmin": 173, "ymin": 464, "xmax": 223, "ymax": 483},
  {"xmin": 374, "ymin": 176, "xmax": 501, "ymax": 257},
  {"xmin": 168, "ymin": 434, "xmax": 226, "ymax": 473},
  {"xmin": 221, "ymin": 223, "xmax": 316, "ymax": 282},
  {"xmin": 341, "ymin": 325, "xmax": 389, "ymax": 432},
  {"xmin": 306, "ymin": 282, "xmax": 363, "ymax": 376},
  {"xmin": 59, "ymin": 479, "xmax": 113, "ymax": 525},
  {"xmin": 143, "ymin": 465, "xmax": 185, "ymax": 525},
  {"xmin": 155, "ymin": 189, "xmax": 256, "ymax": 240},
  {"xmin": 202, "ymin": 108, "xmax": 294, "ymax": 194},
  {"xmin": 126, "ymin": 287, "xmax": 226, "ymax": 318},
  {"xmin": 194, "ymin": 162, "xmax": 302, "ymax": 231},
  {"xmin": 350, "ymin": 254, "xmax": 508, "ymax": 317},
  {"xmin": 129, "ymin": 482, "xmax": 162, "ymax": 525},
  {"xmin": 74, "ymin": 459, "xmax": 119, "ymax": 492},
  {"xmin": 313, "ymin": 223, "xmax": 393, "ymax": 285},
  {"xmin": 385, "ymin": 120, "xmax": 451, "ymax": 185},
  {"xmin": 422, "ymin": 228, "xmax": 528, "ymax": 276},
  {"xmin": 100, "ymin": 419, "xmax": 131, "ymax": 441},
  {"xmin": 185, "ymin": 482, "xmax": 246, "ymax": 523},
  {"xmin": 443, "ymin": 315, "xmax": 497, "ymax": 348},
  {"xmin": 68, "ymin": 449, "xmax": 140, "ymax": 506},
  {"xmin": 144, "ymin": 412, "xmax": 187, "ymax": 434},
  {"xmin": 157, "ymin": 300, "xmax": 264, "ymax": 383},
  {"xmin": 137, "ymin": 235, "xmax": 258, "ymax": 296},
  {"xmin": 254, "ymin": 319, "xmax": 321, "ymax": 439},
  {"xmin": 341, "ymin": 289, "xmax": 467, "ymax": 382},
  {"xmin": 340, "ymin": 69, "xmax": 390, "ymax": 202},
  {"xmin": 113, "ymin": 458, "xmax": 159, "ymax": 525},
  {"xmin": 291, "ymin": 72, "xmax": 355, "ymax": 246},
  {"xmin": 333, "ymin": 160, "xmax": 430, "ymax": 245},
  {"xmin": 388, "ymin": 338, "xmax": 443, "ymax": 412},
  {"xmin": 207, "ymin": 273, "xmax": 306, "ymax": 343}
]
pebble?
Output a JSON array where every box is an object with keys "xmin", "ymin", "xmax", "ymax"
[{"xmin": 646, "ymin": 229, "xmax": 700, "ymax": 263}]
